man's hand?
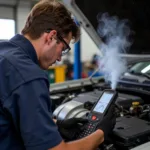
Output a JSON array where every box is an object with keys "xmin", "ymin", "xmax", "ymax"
[
  {"xmin": 97, "ymin": 105, "xmax": 116, "ymax": 140},
  {"xmin": 57, "ymin": 118, "xmax": 88, "ymax": 141}
]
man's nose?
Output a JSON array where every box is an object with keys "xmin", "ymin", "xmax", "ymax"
[{"xmin": 57, "ymin": 56, "xmax": 61, "ymax": 62}]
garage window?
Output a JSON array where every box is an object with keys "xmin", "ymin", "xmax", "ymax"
[{"xmin": 0, "ymin": 19, "xmax": 15, "ymax": 40}]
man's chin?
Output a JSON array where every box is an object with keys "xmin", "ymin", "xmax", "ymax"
[
  {"xmin": 47, "ymin": 62, "xmax": 56, "ymax": 68},
  {"xmin": 40, "ymin": 62, "xmax": 56, "ymax": 70},
  {"xmin": 51, "ymin": 62, "xmax": 56, "ymax": 66}
]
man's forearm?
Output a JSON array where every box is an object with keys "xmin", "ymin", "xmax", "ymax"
[
  {"xmin": 50, "ymin": 129, "xmax": 104, "ymax": 150},
  {"xmin": 66, "ymin": 129, "xmax": 104, "ymax": 150},
  {"xmin": 53, "ymin": 119, "xmax": 57, "ymax": 123}
]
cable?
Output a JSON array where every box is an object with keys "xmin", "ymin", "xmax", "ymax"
[{"xmin": 88, "ymin": 68, "xmax": 100, "ymax": 84}]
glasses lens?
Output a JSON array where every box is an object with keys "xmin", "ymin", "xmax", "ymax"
[
  {"xmin": 61, "ymin": 48, "xmax": 70, "ymax": 56},
  {"xmin": 56, "ymin": 34, "xmax": 71, "ymax": 56}
]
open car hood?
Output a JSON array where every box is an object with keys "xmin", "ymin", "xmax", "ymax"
[{"xmin": 63, "ymin": 0, "xmax": 150, "ymax": 64}]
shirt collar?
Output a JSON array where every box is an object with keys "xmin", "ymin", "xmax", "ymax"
[{"xmin": 9, "ymin": 34, "xmax": 39, "ymax": 64}]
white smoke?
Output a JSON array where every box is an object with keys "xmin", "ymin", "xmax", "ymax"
[{"xmin": 97, "ymin": 13, "xmax": 132, "ymax": 89}]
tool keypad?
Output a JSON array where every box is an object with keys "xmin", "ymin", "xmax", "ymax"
[{"xmin": 77, "ymin": 122, "xmax": 98, "ymax": 138}]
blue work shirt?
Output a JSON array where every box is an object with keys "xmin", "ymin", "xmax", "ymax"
[{"xmin": 0, "ymin": 34, "xmax": 62, "ymax": 150}]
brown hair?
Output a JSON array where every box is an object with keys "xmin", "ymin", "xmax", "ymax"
[{"xmin": 21, "ymin": 0, "xmax": 80, "ymax": 42}]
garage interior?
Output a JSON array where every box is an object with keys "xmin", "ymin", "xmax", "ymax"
[{"xmin": 0, "ymin": 0, "xmax": 150, "ymax": 150}]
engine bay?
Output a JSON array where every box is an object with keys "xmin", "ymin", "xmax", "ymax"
[
  {"xmin": 55, "ymin": 0, "xmax": 150, "ymax": 149},
  {"xmin": 51, "ymin": 78, "xmax": 150, "ymax": 150}
]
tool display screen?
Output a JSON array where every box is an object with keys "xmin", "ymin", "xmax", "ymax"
[{"xmin": 93, "ymin": 92, "xmax": 114, "ymax": 113}]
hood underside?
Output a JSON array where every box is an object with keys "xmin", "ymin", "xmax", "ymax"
[{"xmin": 63, "ymin": 0, "xmax": 150, "ymax": 56}]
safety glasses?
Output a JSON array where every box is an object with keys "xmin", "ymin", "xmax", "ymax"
[{"xmin": 46, "ymin": 29, "xmax": 71, "ymax": 56}]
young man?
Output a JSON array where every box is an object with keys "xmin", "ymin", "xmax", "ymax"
[{"xmin": 0, "ymin": 0, "xmax": 116, "ymax": 150}]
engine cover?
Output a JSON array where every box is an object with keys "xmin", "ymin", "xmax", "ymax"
[{"xmin": 53, "ymin": 100, "xmax": 89, "ymax": 120}]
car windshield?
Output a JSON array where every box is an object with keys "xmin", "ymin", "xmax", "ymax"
[{"xmin": 129, "ymin": 61, "xmax": 150, "ymax": 75}]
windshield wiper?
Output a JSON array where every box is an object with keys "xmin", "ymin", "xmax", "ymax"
[{"xmin": 129, "ymin": 70, "xmax": 150, "ymax": 80}]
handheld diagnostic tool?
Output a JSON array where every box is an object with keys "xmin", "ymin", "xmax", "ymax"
[{"xmin": 77, "ymin": 89, "xmax": 118, "ymax": 139}]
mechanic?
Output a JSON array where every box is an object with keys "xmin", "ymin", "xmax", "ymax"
[{"xmin": 0, "ymin": 0, "xmax": 116, "ymax": 150}]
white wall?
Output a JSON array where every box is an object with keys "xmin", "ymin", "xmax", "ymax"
[
  {"xmin": 0, "ymin": 1, "xmax": 31, "ymax": 34},
  {"xmin": 0, "ymin": 6, "xmax": 14, "ymax": 19},
  {"xmin": 16, "ymin": 1, "xmax": 31, "ymax": 33},
  {"xmin": 0, "ymin": 5, "xmax": 15, "ymax": 39}
]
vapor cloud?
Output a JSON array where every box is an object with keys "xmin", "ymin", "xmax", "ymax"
[{"xmin": 97, "ymin": 13, "xmax": 132, "ymax": 89}]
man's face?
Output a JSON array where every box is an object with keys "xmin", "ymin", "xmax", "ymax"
[{"xmin": 39, "ymin": 31, "xmax": 72, "ymax": 70}]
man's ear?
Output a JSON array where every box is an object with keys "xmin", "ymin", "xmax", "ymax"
[{"xmin": 46, "ymin": 30, "xmax": 57, "ymax": 44}]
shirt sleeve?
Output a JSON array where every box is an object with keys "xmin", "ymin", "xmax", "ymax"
[{"xmin": 5, "ymin": 79, "xmax": 62, "ymax": 150}]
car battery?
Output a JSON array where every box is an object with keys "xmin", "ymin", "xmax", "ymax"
[{"xmin": 113, "ymin": 116, "xmax": 150, "ymax": 150}]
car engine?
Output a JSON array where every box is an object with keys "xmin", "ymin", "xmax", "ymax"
[{"xmin": 51, "ymin": 78, "xmax": 150, "ymax": 150}]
